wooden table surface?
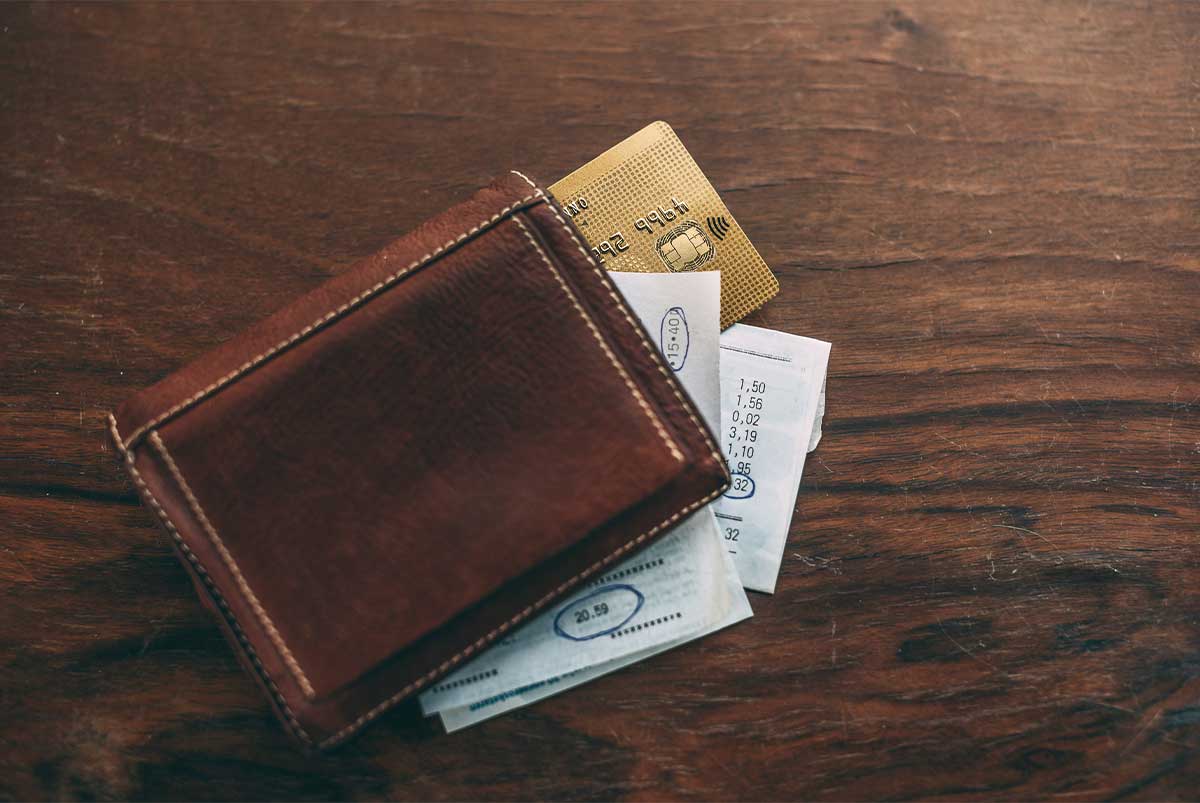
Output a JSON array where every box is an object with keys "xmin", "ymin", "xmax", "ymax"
[{"xmin": 3, "ymin": 2, "xmax": 1198, "ymax": 799}]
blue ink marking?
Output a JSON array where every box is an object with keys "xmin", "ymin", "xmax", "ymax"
[
  {"xmin": 553, "ymin": 583, "xmax": 645, "ymax": 642},
  {"xmin": 659, "ymin": 305, "xmax": 690, "ymax": 372},
  {"xmin": 723, "ymin": 472, "xmax": 756, "ymax": 500}
]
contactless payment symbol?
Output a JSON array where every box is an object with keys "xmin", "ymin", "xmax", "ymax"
[
  {"xmin": 706, "ymin": 215, "xmax": 731, "ymax": 240},
  {"xmin": 655, "ymin": 221, "xmax": 715, "ymax": 272}
]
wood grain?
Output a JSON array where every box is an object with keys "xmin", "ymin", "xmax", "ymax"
[{"xmin": 2, "ymin": 1, "xmax": 1198, "ymax": 799}]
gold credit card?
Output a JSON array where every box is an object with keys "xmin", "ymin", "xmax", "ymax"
[{"xmin": 549, "ymin": 121, "xmax": 779, "ymax": 329}]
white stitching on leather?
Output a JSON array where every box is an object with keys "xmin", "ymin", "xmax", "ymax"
[
  {"xmin": 110, "ymin": 179, "xmax": 728, "ymax": 748},
  {"xmin": 110, "ymin": 414, "xmax": 315, "ymax": 746},
  {"xmin": 509, "ymin": 169, "xmax": 538, "ymax": 190},
  {"xmin": 512, "ymin": 216, "xmax": 683, "ymax": 463},
  {"xmin": 150, "ymin": 431, "xmax": 317, "ymax": 699},
  {"xmin": 108, "ymin": 412, "xmax": 126, "ymax": 459},
  {"xmin": 317, "ymin": 193, "xmax": 732, "ymax": 749},
  {"xmin": 318, "ymin": 481, "xmax": 724, "ymax": 749},
  {"xmin": 121, "ymin": 191, "xmax": 545, "ymax": 451},
  {"xmin": 535, "ymin": 200, "xmax": 727, "ymax": 469}
]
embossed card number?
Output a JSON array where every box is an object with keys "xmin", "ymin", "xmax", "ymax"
[
  {"xmin": 560, "ymin": 195, "xmax": 691, "ymax": 266},
  {"xmin": 548, "ymin": 121, "xmax": 780, "ymax": 328}
]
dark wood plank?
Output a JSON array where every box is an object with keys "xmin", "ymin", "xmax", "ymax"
[{"xmin": 1, "ymin": 1, "xmax": 1198, "ymax": 799}]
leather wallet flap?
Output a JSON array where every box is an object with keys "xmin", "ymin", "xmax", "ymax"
[{"xmin": 110, "ymin": 172, "xmax": 729, "ymax": 748}]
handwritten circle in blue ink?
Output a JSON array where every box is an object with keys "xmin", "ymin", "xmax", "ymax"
[
  {"xmin": 723, "ymin": 472, "xmax": 756, "ymax": 500},
  {"xmin": 659, "ymin": 305, "xmax": 690, "ymax": 372},
  {"xmin": 553, "ymin": 584, "xmax": 645, "ymax": 642}
]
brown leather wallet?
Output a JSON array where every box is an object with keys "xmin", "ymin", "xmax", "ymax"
[{"xmin": 107, "ymin": 171, "xmax": 729, "ymax": 749}]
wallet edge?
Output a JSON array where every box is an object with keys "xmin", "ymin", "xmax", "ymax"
[
  {"xmin": 107, "ymin": 170, "xmax": 732, "ymax": 750},
  {"xmin": 114, "ymin": 187, "xmax": 548, "ymax": 454},
  {"xmin": 107, "ymin": 411, "xmax": 319, "ymax": 749}
]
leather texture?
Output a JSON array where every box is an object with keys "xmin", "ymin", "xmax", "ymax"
[{"xmin": 108, "ymin": 171, "xmax": 730, "ymax": 750}]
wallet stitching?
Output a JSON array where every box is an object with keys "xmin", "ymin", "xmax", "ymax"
[
  {"xmin": 149, "ymin": 431, "xmax": 317, "ymax": 699},
  {"xmin": 108, "ymin": 413, "xmax": 315, "ymax": 746},
  {"xmin": 319, "ymin": 482, "xmax": 725, "ymax": 749},
  {"xmin": 120, "ymin": 190, "xmax": 545, "ymax": 452},
  {"xmin": 512, "ymin": 215, "xmax": 683, "ymax": 463},
  {"xmin": 317, "ymin": 180, "xmax": 730, "ymax": 749},
  {"xmin": 509, "ymin": 169, "xmax": 539, "ymax": 190},
  {"xmin": 533, "ymin": 198, "xmax": 727, "ymax": 471},
  {"xmin": 512, "ymin": 167, "xmax": 722, "ymax": 469},
  {"xmin": 112, "ymin": 177, "xmax": 728, "ymax": 749}
]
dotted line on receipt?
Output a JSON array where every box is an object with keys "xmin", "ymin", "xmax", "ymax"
[
  {"xmin": 427, "ymin": 667, "xmax": 498, "ymax": 695},
  {"xmin": 588, "ymin": 557, "xmax": 667, "ymax": 588},
  {"xmin": 610, "ymin": 611, "xmax": 682, "ymax": 639}
]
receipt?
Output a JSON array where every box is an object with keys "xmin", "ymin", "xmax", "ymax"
[
  {"xmin": 808, "ymin": 379, "xmax": 827, "ymax": 452},
  {"xmin": 438, "ymin": 538, "xmax": 752, "ymax": 732},
  {"xmin": 419, "ymin": 509, "xmax": 732, "ymax": 713},
  {"xmin": 419, "ymin": 270, "xmax": 738, "ymax": 715},
  {"xmin": 608, "ymin": 271, "xmax": 722, "ymax": 431},
  {"xmin": 714, "ymin": 324, "xmax": 830, "ymax": 593}
]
